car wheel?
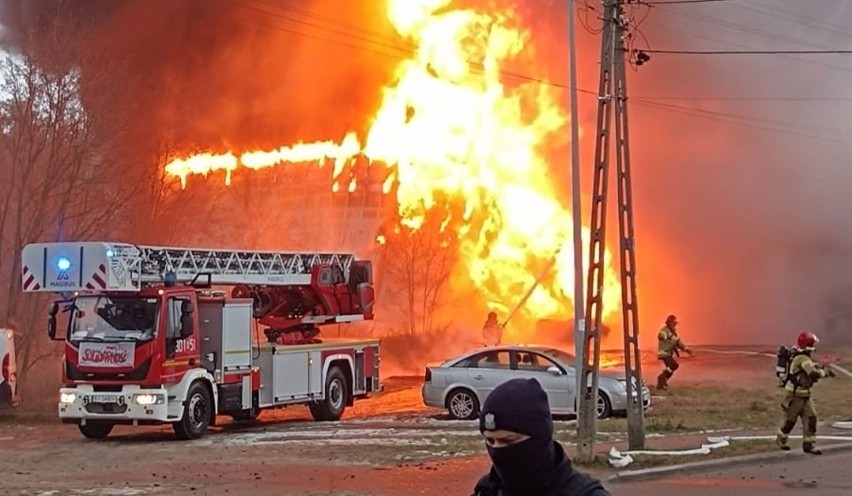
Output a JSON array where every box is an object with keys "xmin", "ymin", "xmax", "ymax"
[
  {"xmin": 575, "ymin": 389, "xmax": 613, "ymax": 420},
  {"xmin": 596, "ymin": 391, "xmax": 612, "ymax": 419},
  {"xmin": 446, "ymin": 388, "xmax": 479, "ymax": 420}
]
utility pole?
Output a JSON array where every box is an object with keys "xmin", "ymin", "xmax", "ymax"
[
  {"xmin": 567, "ymin": 0, "xmax": 586, "ymax": 424},
  {"xmin": 576, "ymin": 0, "xmax": 645, "ymax": 462}
]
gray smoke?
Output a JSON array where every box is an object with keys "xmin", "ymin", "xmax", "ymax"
[
  {"xmin": 614, "ymin": 0, "xmax": 852, "ymax": 346},
  {"xmin": 0, "ymin": 0, "xmax": 397, "ymax": 150}
]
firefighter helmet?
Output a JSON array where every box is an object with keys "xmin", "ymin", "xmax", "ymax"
[
  {"xmin": 665, "ymin": 314, "xmax": 678, "ymax": 325},
  {"xmin": 797, "ymin": 331, "xmax": 819, "ymax": 350},
  {"xmin": 487, "ymin": 311, "xmax": 497, "ymax": 320}
]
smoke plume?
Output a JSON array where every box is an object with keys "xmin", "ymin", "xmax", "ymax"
[
  {"xmin": 0, "ymin": 0, "xmax": 396, "ymax": 151},
  {"xmin": 3, "ymin": 0, "xmax": 852, "ymax": 358},
  {"xmin": 577, "ymin": 0, "xmax": 852, "ymax": 347}
]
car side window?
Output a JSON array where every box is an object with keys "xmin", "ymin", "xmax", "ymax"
[
  {"xmin": 516, "ymin": 351, "xmax": 561, "ymax": 372},
  {"xmin": 469, "ymin": 351, "xmax": 511, "ymax": 370}
]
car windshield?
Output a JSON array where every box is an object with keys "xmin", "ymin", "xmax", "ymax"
[
  {"xmin": 68, "ymin": 296, "xmax": 159, "ymax": 343},
  {"xmin": 540, "ymin": 348, "xmax": 575, "ymax": 365}
]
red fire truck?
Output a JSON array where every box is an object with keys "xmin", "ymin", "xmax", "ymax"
[{"xmin": 21, "ymin": 241, "xmax": 381, "ymax": 440}]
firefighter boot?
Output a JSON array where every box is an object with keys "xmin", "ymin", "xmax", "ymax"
[
  {"xmin": 803, "ymin": 442, "xmax": 822, "ymax": 455},
  {"xmin": 775, "ymin": 433, "xmax": 790, "ymax": 451},
  {"xmin": 656, "ymin": 371, "xmax": 669, "ymax": 391},
  {"xmin": 776, "ymin": 423, "xmax": 794, "ymax": 451}
]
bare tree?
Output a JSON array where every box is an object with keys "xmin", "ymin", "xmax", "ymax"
[
  {"xmin": 0, "ymin": 54, "xmax": 137, "ymax": 382},
  {"xmin": 379, "ymin": 208, "xmax": 457, "ymax": 335}
]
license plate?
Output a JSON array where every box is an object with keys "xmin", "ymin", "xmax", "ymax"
[{"xmin": 91, "ymin": 394, "xmax": 119, "ymax": 403}]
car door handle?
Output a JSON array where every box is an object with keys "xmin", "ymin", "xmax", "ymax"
[{"xmin": 473, "ymin": 374, "xmax": 484, "ymax": 380}]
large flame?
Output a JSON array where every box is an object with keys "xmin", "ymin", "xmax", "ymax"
[{"xmin": 163, "ymin": 0, "xmax": 622, "ymax": 323}]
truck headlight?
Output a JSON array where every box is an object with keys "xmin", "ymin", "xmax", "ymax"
[
  {"xmin": 133, "ymin": 393, "xmax": 165, "ymax": 406},
  {"xmin": 60, "ymin": 392, "xmax": 76, "ymax": 404}
]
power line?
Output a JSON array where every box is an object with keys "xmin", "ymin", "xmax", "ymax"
[
  {"xmin": 234, "ymin": 1, "xmax": 414, "ymax": 57},
  {"xmin": 236, "ymin": 0, "xmax": 852, "ymax": 98},
  {"xmin": 653, "ymin": 4, "xmax": 834, "ymax": 52},
  {"xmin": 644, "ymin": 49, "xmax": 852, "ymax": 55},
  {"xmin": 229, "ymin": 1, "xmax": 852, "ymax": 145},
  {"xmin": 758, "ymin": 3, "xmax": 852, "ymax": 40},
  {"xmin": 641, "ymin": 0, "xmax": 732, "ymax": 4},
  {"xmin": 647, "ymin": 4, "xmax": 852, "ymax": 74},
  {"xmin": 233, "ymin": 1, "xmax": 575, "ymax": 92},
  {"xmin": 631, "ymin": 99, "xmax": 852, "ymax": 145},
  {"xmin": 636, "ymin": 95, "xmax": 852, "ymax": 102},
  {"xmin": 726, "ymin": 2, "xmax": 852, "ymax": 41}
]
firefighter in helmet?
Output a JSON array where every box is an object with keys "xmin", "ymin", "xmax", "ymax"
[
  {"xmin": 482, "ymin": 311, "xmax": 503, "ymax": 347},
  {"xmin": 776, "ymin": 331, "xmax": 835, "ymax": 454},
  {"xmin": 656, "ymin": 314, "xmax": 692, "ymax": 390}
]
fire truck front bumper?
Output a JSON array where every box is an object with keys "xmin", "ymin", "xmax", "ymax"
[{"xmin": 58, "ymin": 385, "xmax": 170, "ymax": 424}]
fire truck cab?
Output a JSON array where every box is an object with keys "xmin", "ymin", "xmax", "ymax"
[{"xmin": 22, "ymin": 241, "xmax": 381, "ymax": 440}]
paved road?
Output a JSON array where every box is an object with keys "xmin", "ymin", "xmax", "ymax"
[{"xmin": 609, "ymin": 450, "xmax": 852, "ymax": 496}]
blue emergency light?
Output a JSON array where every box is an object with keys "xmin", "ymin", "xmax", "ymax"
[{"xmin": 56, "ymin": 256, "xmax": 72, "ymax": 271}]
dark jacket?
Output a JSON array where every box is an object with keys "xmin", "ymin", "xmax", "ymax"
[{"xmin": 472, "ymin": 442, "xmax": 611, "ymax": 496}]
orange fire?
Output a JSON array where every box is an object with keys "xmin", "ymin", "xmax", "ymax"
[{"xmin": 163, "ymin": 0, "xmax": 622, "ymax": 323}]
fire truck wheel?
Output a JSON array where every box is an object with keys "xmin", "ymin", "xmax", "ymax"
[
  {"xmin": 78, "ymin": 421, "xmax": 114, "ymax": 439},
  {"xmin": 173, "ymin": 381, "xmax": 212, "ymax": 440},
  {"xmin": 446, "ymin": 388, "xmax": 480, "ymax": 420},
  {"xmin": 309, "ymin": 366, "xmax": 348, "ymax": 421}
]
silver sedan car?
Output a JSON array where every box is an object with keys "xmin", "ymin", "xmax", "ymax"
[{"xmin": 421, "ymin": 345, "xmax": 650, "ymax": 420}]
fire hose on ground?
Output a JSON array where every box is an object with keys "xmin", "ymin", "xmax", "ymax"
[
  {"xmin": 606, "ymin": 347, "xmax": 852, "ymax": 467},
  {"xmin": 608, "ymin": 434, "xmax": 852, "ymax": 467}
]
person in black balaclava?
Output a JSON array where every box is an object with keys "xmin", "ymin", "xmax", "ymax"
[{"xmin": 472, "ymin": 378, "xmax": 610, "ymax": 496}]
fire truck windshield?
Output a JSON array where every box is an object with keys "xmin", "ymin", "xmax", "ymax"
[{"xmin": 68, "ymin": 296, "xmax": 159, "ymax": 343}]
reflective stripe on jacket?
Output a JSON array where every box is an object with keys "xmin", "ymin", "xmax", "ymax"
[
  {"xmin": 785, "ymin": 353, "xmax": 827, "ymax": 397},
  {"xmin": 657, "ymin": 325, "xmax": 685, "ymax": 358}
]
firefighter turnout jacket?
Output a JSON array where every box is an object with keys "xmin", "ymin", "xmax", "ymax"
[
  {"xmin": 785, "ymin": 353, "xmax": 829, "ymax": 397},
  {"xmin": 657, "ymin": 325, "xmax": 686, "ymax": 358}
]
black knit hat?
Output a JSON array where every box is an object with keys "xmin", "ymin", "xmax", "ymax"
[{"xmin": 479, "ymin": 378, "xmax": 553, "ymax": 441}]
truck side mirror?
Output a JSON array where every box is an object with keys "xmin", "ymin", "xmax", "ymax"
[
  {"xmin": 47, "ymin": 302, "xmax": 59, "ymax": 340},
  {"xmin": 179, "ymin": 300, "xmax": 194, "ymax": 338}
]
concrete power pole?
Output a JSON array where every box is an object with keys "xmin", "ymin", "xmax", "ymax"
[
  {"xmin": 576, "ymin": 0, "xmax": 645, "ymax": 462},
  {"xmin": 567, "ymin": 0, "xmax": 586, "ymax": 428}
]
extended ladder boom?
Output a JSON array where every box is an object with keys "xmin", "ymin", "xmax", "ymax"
[{"xmin": 22, "ymin": 242, "xmax": 356, "ymax": 292}]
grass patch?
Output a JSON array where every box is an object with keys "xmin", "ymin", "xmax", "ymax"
[
  {"xmin": 643, "ymin": 386, "xmax": 780, "ymax": 432},
  {"xmin": 607, "ymin": 377, "xmax": 852, "ymax": 433}
]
